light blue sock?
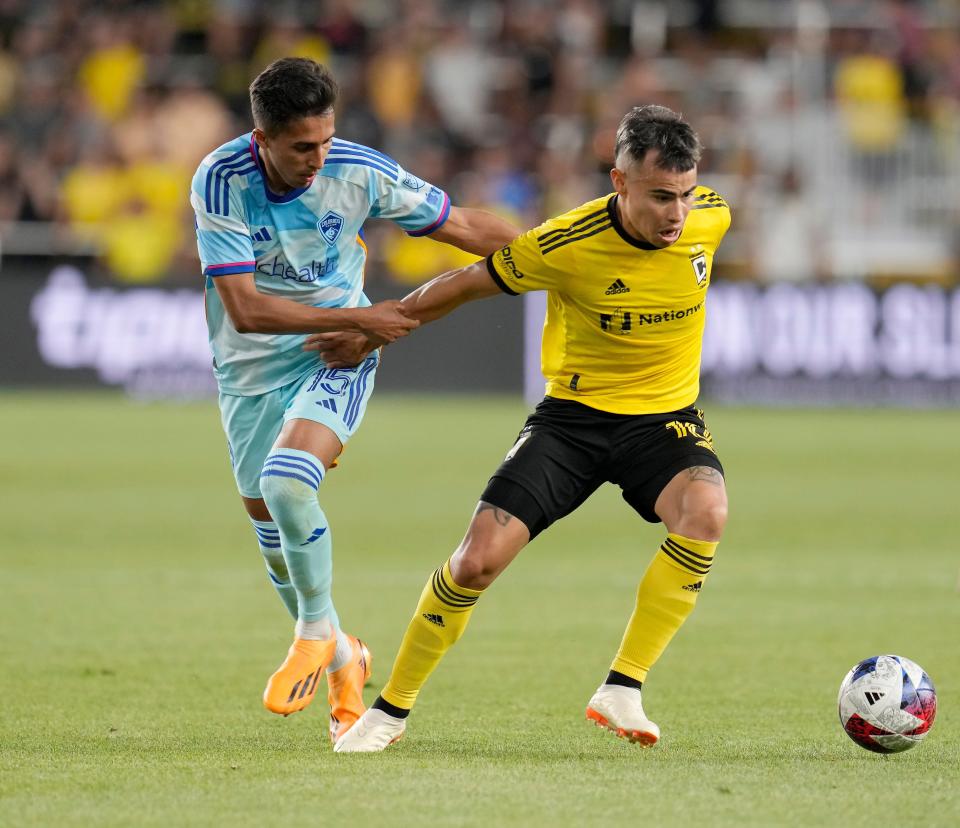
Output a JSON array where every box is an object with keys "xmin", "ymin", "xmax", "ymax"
[
  {"xmin": 259, "ymin": 448, "xmax": 335, "ymax": 624},
  {"xmin": 250, "ymin": 516, "xmax": 351, "ymax": 669},
  {"xmin": 250, "ymin": 518, "xmax": 298, "ymax": 619}
]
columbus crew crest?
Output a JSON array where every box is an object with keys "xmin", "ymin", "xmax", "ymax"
[{"xmin": 690, "ymin": 252, "xmax": 708, "ymax": 286}]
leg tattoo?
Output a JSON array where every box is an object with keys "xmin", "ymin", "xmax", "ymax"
[
  {"xmin": 686, "ymin": 466, "xmax": 724, "ymax": 486},
  {"xmin": 476, "ymin": 501, "xmax": 515, "ymax": 527}
]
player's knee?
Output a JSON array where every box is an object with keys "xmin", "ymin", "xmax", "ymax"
[
  {"xmin": 680, "ymin": 500, "xmax": 727, "ymax": 541},
  {"xmin": 450, "ymin": 548, "xmax": 501, "ymax": 590},
  {"xmin": 259, "ymin": 450, "xmax": 325, "ymax": 515},
  {"xmin": 705, "ymin": 499, "xmax": 729, "ymax": 536},
  {"xmin": 259, "ymin": 468, "xmax": 317, "ymax": 515}
]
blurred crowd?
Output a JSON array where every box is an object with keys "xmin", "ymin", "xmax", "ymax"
[{"xmin": 1, "ymin": 0, "xmax": 959, "ymax": 284}]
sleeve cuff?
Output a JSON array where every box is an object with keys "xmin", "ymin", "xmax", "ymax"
[
  {"xmin": 204, "ymin": 262, "xmax": 256, "ymax": 276},
  {"xmin": 406, "ymin": 192, "xmax": 451, "ymax": 237},
  {"xmin": 486, "ymin": 255, "xmax": 518, "ymax": 296}
]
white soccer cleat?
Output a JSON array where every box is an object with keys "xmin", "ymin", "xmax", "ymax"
[
  {"xmin": 333, "ymin": 707, "xmax": 406, "ymax": 753},
  {"xmin": 585, "ymin": 684, "xmax": 660, "ymax": 747}
]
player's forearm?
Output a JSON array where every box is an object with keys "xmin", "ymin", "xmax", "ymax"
[
  {"xmin": 229, "ymin": 292, "xmax": 365, "ymax": 335},
  {"xmin": 399, "ymin": 263, "xmax": 498, "ymax": 324}
]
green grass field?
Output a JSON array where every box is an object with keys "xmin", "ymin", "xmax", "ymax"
[{"xmin": 1, "ymin": 392, "xmax": 958, "ymax": 827}]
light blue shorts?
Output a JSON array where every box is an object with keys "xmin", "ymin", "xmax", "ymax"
[{"xmin": 219, "ymin": 354, "xmax": 379, "ymax": 498}]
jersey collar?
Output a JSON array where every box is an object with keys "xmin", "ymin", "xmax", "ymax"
[
  {"xmin": 607, "ymin": 194, "xmax": 657, "ymax": 250},
  {"xmin": 250, "ymin": 134, "xmax": 310, "ymax": 204}
]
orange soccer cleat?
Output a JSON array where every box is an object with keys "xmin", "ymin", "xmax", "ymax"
[
  {"xmin": 326, "ymin": 635, "xmax": 372, "ymax": 742},
  {"xmin": 263, "ymin": 637, "xmax": 336, "ymax": 716}
]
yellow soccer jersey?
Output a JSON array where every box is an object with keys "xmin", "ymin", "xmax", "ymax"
[{"xmin": 486, "ymin": 187, "xmax": 730, "ymax": 414}]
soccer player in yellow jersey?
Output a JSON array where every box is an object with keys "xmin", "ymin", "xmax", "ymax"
[{"xmin": 315, "ymin": 105, "xmax": 731, "ymax": 751}]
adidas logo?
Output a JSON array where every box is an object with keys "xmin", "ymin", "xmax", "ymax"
[
  {"xmin": 865, "ymin": 691, "xmax": 886, "ymax": 705},
  {"xmin": 252, "ymin": 226, "xmax": 272, "ymax": 242},
  {"xmin": 286, "ymin": 666, "xmax": 323, "ymax": 704},
  {"xmin": 682, "ymin": 580, "xmax": 703, "ymax": 592},
  {"xmin": 422, "ymin": 612, "xmax": 445, "ymax": 628},
  {"xmin": 605, "ymin": 279, "xmax": 629, "ymax": 295}
]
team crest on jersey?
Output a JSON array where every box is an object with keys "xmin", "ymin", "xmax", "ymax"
[
  {"xmin": 690, "ymin": 252, "xmax": 708, "ymax": 286},
  {"xmin": 317, "ymin": 211, "xmax": 345, "ymax": 245},
  {"xmin": 401, "ymin": 172, "xmax": 425, "ymax": 191}
]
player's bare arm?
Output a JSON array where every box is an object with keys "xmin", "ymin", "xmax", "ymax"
[
  {"xmin": 304, "ymin": 260, "xmax": 501, "ymax": 366},
  {"xmin": 213, "ymin": 271, "xmax": 418, "ymax": 342},
  {"xmin": 428, "ymin": 205, "xmax": 519, "ymax": 256},
  {"xmin": 399, "ymin": 258, "xmax": 504, "ymax": 323},
  {"xmin": 300, "ymin": 209, "xmax": 516, "ymax": 366}
]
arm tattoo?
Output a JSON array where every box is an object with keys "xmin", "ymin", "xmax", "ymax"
[
  {"xmin": 477, "ymin": 501, "xmax": 514, "ymax": 526},
  {"xmin": 686, "ymin": 466, "xmax": 724, "ymax": 486}
]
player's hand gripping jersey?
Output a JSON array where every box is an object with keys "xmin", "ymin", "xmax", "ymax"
[
  {"xmin": 191, "ymin": 134, "xmax": 450, "ymax": 395},
  {"xmin": 487, "ymin": 189, "xmax": 730, "ymax": 414}
]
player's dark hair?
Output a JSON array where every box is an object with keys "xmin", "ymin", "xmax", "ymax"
[
  {"xmin": 615, "ymin": 105, "xmax": 701, "ymax": 171},
  {"xmin": 249, "ymin": 57, "xmax": 339, "ymax": 135}
]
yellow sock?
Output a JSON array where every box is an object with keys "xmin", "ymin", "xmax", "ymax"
[
  {"xmin": 380, "ymin": 559, "xmax": 483, "ymax": 710},
  {"xmin": 611, "ymin": 533, "xmax": 718, "ymax": 683}
]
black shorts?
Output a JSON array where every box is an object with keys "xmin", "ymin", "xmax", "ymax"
[{"xmin": 480, "ymin": 396, "xmax": 724, "ymax": 540}]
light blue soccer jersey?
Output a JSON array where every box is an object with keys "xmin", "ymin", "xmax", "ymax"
[{"xmin": 191, "ymin": 133, "xmax": 450, "ymax": 395}]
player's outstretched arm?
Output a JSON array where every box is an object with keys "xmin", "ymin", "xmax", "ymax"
[
  {"xmin": 428, "ymin": 206, "xmax": 520, "ymax": 256},
  {"xmin": 214, "ymin": 272, "xmax": 418, "ymax": 342},
  {"xmin": 399, "ymin": 258, "xmax": 502, "ymax": 323},
  {"xmin": 300, "ymin": 207, "xmax": 517, "ymax": 367},
  {"xmin": 304, "ymin": 259, "xmax": 501, "ymax": 366}
]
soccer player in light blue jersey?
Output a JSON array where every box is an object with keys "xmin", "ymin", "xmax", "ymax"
[{"xmin": 190, "ymin": 57, "xmax": 519, "ymax": 742}]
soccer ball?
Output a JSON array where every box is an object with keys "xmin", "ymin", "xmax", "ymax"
[{"xmin": 838, "ymin": 654, "xmax": 937, "ymax": 753}]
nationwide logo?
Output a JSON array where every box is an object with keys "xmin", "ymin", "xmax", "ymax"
[
  {"xmin": 605, "ymin": 278, "xmax": 630, "ymax": 295},
  {"xmin": 422, "ymin": 613, "xmax": 445, "ymax": 627},
  {"xmin": 598, "ymin": 300, "xmax": 703, "ymax": 335},
  {"xmin": 682, "ymin": 580, "xmax": 702, "ymax": 592}
]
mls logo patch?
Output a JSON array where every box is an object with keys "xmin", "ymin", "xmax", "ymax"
[
  {"xmin": 690, "ymin": 252, "xmax": 708, "ymax": 286},
  {"xmin": 317, "ymin": 211, "xmax": 345, "ymax": 245},
  {"xmin": 401, "ymin": 172, "xmax": 425, "ymax": 191}
]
